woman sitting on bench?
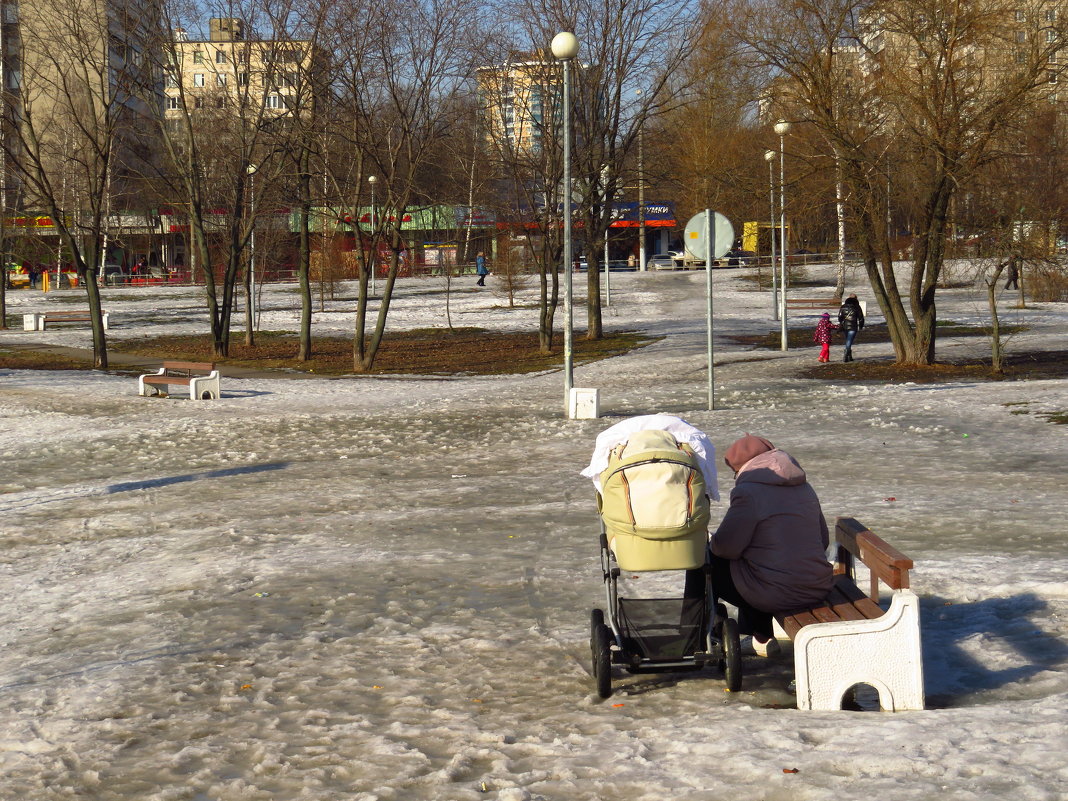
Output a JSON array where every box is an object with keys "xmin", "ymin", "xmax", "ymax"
[{"xmin": 706, "ymin": 435, "xmax": 834, "ymax": 657}]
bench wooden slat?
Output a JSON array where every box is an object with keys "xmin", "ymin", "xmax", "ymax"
[
  {"xmin": 786, "ymin": 297, "xmax": 841, "ymax": 308},
  {"xmin": 160, "ymin": 360, "xmax": 215, "ymax": 371},
  {"xmin": 142, "ymin": 375, "xmax": 193, "ymax": 386}
]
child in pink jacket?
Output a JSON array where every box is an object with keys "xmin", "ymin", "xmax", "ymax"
[{"xmin": 813, "ymin": 312, "xmax": 837, "ymax": 362}]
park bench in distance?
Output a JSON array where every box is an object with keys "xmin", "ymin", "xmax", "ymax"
[
  {"xmin": 23, "ymin": 310, "xmax": 109, "ymax": 331},
  {"xmin": 138, "ymin": 361, "xmax": 221, "ymax": 401},
  {"xmin": 774, "ymin": 517, "xmax": 924, "ymax": 711},
  {"xmin": 785, "ymin": 296, "xmax": 842, "ymax": 312}
]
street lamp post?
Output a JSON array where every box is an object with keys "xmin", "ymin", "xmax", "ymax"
[
  {"xmin": 247, "ymin": 163, "xmax": 257, "ymax": 330},
  {"xmin": 636, "ymin": 89, "xmax": 646, "ymax": 272},
  {"xmin": 774, "ymin": 119, "xmax": 791, "ymax": 351},
  {"xmin": 367, "ymin": 174, "xmax": 377, "ymax": 295},
  {"xmin": 764, "ymin": 149, "xmax": 778, "ymax": 320},
  {"xmin": 552, "ymin": 31, "xmax": 579, "ymax": 416}
]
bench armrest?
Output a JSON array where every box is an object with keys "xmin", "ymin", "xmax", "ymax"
[{"xmin": 835, "ymin": 517, "xmax": 913, "ymax": 599}]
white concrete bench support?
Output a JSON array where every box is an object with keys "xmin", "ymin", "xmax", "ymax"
[{"xmin": 792, "ymin": 588, "xmax": 925, "ymax": 711}]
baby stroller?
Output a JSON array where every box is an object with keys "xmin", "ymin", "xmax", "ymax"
[{"xmin": 588, "ymin": 429, "xmax": 742, "ymax": 699}]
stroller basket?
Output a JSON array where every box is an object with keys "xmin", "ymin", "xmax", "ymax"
[{"xmin": 618, "ymin": 597, "xmax": 707, "ymax": 661}]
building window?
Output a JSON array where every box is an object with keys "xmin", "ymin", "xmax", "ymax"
[
  {"xmin": 238, "ymin": 72, "xmax": 249, "ymax": 85},
  {"xmin": 216, "ymin": 50, "xmax": 227, "ymax": 64},
  {"xmin": 265, "ymin": 94, "xmax": 284, "ymax": 109},
  {"xmin": 1016, "ymin": 29, "xmax": 1027, "ymax": 43},
  {"xmin": 1048, "ymin": 29, "xmax": 1058, "ymax": 43},
  {"xmin": 165, "ymin": 96, "xmax": 180, "ymax": 109},
  {"xmin": 165, "ymin": 73, "xmax": 178, "ymax": 89},
  {"xmin": 217, "ymin": 73, "xmax": 228, "ymax": 86},
  {"xmin": 1046, "ymin": 8, "xmax": 1058, "ymax": 22},
  {"xmin": 193, "ymin": 50, "xmax": 203, "ymax": 64},
  {"xmin": 193, "ymin": 73, "xmax": 205, "ymax": 87},
  {"xmin": 1016, "ymin": 9, "xmax": 1026, "ymax": 22}
]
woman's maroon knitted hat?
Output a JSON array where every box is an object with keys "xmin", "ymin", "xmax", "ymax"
[{"xmin": 724, "ymin": 434, "xmax": 775, "ymax": 472}]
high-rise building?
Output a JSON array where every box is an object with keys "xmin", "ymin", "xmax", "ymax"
[
  {"xmin": 163, "ymin": 17, "xmax": 322, "ymax": 123},
  {"xmin": 477, "ymin": 52, "xmax": 561, "ymax": 154},
  {"xmin": 2, "ymin": 0, "xmax": 163, "ymax": 207}
]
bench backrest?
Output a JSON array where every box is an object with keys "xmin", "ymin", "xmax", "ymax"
[
  {"xmin": 834, "ymin": 517, "xmax": 913, "ymax": 600},
  {"xmin": 46, "ymin": 310, "xmax": 94, "ymax": 318},
  {"xmin": 162, "ymin": 360, "xmax": 215, "ymax": 374}
]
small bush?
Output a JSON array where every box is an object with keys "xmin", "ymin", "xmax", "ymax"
[{"xmin": 1026, "ymin": 263, "xmax": 1068, "ymax": 302}]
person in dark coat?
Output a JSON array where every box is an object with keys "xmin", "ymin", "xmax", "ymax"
[
  {"xmin": 708, "ymin": 435, "xmax": 833, "ymax": 656},
  {"xmin": 1004, "ymin": 256, "xmax": 1020, "ymax": 290},
  {"xmin": 837, "ymin": 294, "xmax": 865, "ymax": 362}
]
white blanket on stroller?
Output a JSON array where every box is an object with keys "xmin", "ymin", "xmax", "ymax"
[{"xmin": 580, "ymin": 413, "xmax": 720, "ymax": 500}]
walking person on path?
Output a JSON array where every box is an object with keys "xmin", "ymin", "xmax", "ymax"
[
  {"xmin": 837, "ymin": 294, "xmax": 865, "ymax": 362},
  {"xmin": 475, "ymin": 252, "xmax": 488, "ymax": 287},
  {"xmin": 813, "ymin": 313, "xmax": 836, "ymax": 363},
  {"xmin": 1004, "ymin": 256, "xmax": 1020, "ymax": 290}
]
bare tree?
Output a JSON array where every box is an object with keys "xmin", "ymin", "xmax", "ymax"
[
  {"xmin": 508, "ymin": 0, "xmax": 699, "ymax": 339},
  {"xmin": 147, "ymin": 0, "xmax": 305, "ymax": 357},
  {"xmin": 326, "ymin": 0, "xmax": 481, "ymax": 372},
  {"xmin": 4, "ymin": 0, "xmax": 159, "ymax": 367},
  {"xmin": 736, "ymin": 0, "xmax": 1068, "ymax": 364}
]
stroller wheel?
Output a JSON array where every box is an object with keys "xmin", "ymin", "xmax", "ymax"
[
  {"xmin": 590, "ymin": 609, "xmax": 613, "ymax": 699},
  {"xmin": 721, "ymin": 617, "xmax": 742, "ymax": 692}
]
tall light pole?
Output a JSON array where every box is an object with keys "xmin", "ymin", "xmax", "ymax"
[
  {"xmin": 247, "ymin": 163, "xmax": 257, "ymax": 330},
  {"xmin": 774, "ymin": 119, "xmax": 791, "ymax": 351},
  {"xmin": 636, "ymin": 89, "xmax": 646, "ymax": 272},
  {"xmin": 367, "ymin": 174, "xmax": 377, "ymax": 295},
  {"xmin": 552, "ymin": 31, "xmax": 579, "ymax": 415},
  {"xmin": 764, "ymin": 149, "xmax": 778, "ymax": 320}
]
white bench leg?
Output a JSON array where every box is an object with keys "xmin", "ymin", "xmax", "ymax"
[
  {"xmin": 793, "ymin": 590, "xmax": 925, "ymax": 711},
  {"xmin": 101, "ymin": 311, "xmax": 109, "ymax": 330},
  {"xmin": 188, "ymin": 372, "xmax": 221, "ymax": 400},
  {"xmin": 138, "ymin": 369, "xmax": 166, "ymax": 397},
  {"xmin": 23, "ymin": 313, "xmax": 41, "ymax": 331}
]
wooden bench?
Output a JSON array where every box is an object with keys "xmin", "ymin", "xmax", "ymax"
[
  {"xmin": 23, "ymin": 310, "xmax": 109, "ymax": 331},
  {"xmin": 785, "ymin": 296, "xmax": 841, "ymax": 311},
  {"xmin": 773, "ymin": 517, "xmax": 924, "ymax": 711},
  {"xmin": 138, "ymin": 361, "xmax": 221, "ymax": 401}
]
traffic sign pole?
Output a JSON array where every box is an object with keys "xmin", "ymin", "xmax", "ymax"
[{"xmin": 705, "ymin": 208, "xmax": 715, "ymax": 411}]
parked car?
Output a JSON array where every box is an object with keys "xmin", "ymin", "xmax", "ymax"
[
  {"xmin": 719, "ymin": 249, "xmax": 757, "ymax": 267},
  {"xmin": 647, "ymin": 253, "xmax": 679, "ymax": 270},
  {"xmin": 103, "ymin": 262, "xmax": 129, "ymax": 284}
]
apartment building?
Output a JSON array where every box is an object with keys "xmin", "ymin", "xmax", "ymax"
[
  {"xmin": 163, "ymin": 17, "xmax": 321, "ymax": 123},
  {"xmin": 477, "ymin": 52, "xmax": 561, "ymax": 154},
  {"xmin": 2, "ymin": 0, "xmax": 163, "ymax": 202}
]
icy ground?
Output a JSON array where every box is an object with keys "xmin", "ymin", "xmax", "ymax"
[{"xmin": 1, "ymin": 263, "xmax": 1066, "ymax": 800}]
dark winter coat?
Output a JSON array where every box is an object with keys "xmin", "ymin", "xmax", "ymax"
[
  {"xmin": 709, "ymin": 449, "xmax": 833, "ymax": 613},
  {"xmin": 838, "ymin": 297, "xmax": 864, "ymax": 331}
]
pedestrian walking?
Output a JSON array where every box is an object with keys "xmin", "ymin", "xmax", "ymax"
[
  {"xmin": 1004, "ymin": 256, "xmax": 1020, "ymax": 290},
  {"xmin": 837, "ymin": 293, "xmax": 865, "ymax": 362},
  {"xmin": 813, "ymin": 313, "xmax": 837, "ymax": 363},
  {"xmin": 475, "ymin": 252, "xmax": 488, "ymax": 287}
]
